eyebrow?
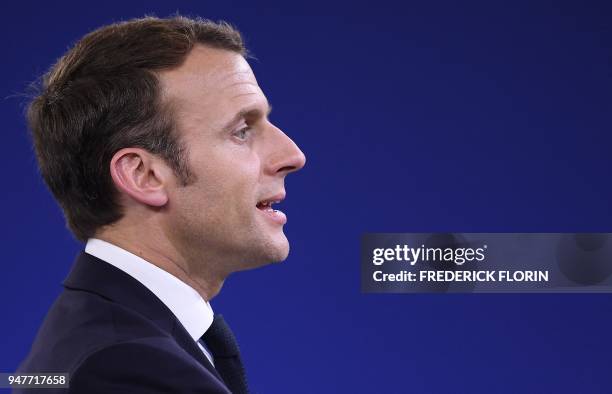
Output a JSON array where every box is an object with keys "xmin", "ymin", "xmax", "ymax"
[{"xmin": 221, "ymin": 104, "xmax": 273, "ymax": 132}]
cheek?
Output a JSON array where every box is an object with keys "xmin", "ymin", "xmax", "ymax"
[{"xmin": 193, "ymin": 152, "xmax": 261, "ymax": 214}]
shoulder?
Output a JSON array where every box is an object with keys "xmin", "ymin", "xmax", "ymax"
[
  {"xmin": 70, "ymin": 338, "xmax": 229, "ymax": 393},
  {"xmin": 20, "ymin": 288, "xmax": 170, "ymax": 371}
]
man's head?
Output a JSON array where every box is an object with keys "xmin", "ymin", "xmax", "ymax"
[{"xmin": 29, "ymin": 16, "xmax": 305, "ymax": 275}]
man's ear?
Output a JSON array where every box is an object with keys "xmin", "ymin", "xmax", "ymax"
[{"xmin": 109, "ymin": 148, "xmax": 170, "ymax": 207}]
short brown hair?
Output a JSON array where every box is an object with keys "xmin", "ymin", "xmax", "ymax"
[{"xmin": 28, "ymin": 16, "xmax": 246, "ymax": 241}]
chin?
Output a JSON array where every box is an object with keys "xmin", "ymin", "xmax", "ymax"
[
  {"xmin": 263, "ymin": 234, "xmax": 290, "ymax": 263},
  {"xmin": 245, "ymin": 233, "xmax": 290, "ymax": 268},
  {"xmin": 268, "ymin": 245, "xmax": 290, "ymax": 263}
]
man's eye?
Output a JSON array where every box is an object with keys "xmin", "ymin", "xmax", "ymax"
[{"xmin": 233, "ymin": 126, "xmax": 251, "ymax": 141}]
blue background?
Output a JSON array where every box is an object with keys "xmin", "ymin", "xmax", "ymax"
[{"xmin": 2, "ymin": 1, "xmax": 611, "ymax": 393}]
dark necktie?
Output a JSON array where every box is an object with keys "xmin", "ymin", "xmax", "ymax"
[{"xmin": 201, "ymin": 314, "xmax": 250, "ymax": 394}]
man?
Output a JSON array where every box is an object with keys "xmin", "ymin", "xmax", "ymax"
[{"xmin": 17, "ymin": 15, "xmax": 306, "ymax": 393}]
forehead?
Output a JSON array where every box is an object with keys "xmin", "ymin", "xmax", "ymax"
[{"xmin": 158, "ymin": 45, "xmax": 265, "ymax": 123}]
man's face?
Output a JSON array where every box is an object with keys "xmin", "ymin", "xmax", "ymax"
[{"xmin": 159, "ymin": 45, "xmax": 305, "ymax": 275}]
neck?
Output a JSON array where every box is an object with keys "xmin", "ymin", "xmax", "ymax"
[{"xmin": 95, "ymin": 228, "xmax": 226, "ymax": 301}]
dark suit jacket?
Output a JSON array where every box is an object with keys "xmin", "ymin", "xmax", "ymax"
[{"xmin": 17, "ymin": 252, "xmax": 232, "ymax": 393}]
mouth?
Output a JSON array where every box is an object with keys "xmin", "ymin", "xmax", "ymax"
[{"xmin": 256, "ymin": 194, "xmax": 287, "ymax": 225}]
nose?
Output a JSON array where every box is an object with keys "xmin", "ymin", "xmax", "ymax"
[{"xmin": 265, "ymin": 125, "xmax": 306, "ymax": 176}]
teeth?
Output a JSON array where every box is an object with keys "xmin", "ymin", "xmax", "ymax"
[
  {"xmin": 259, "ymin": 200, "xmax": 280, "ymax": 206},
  {"xmin": 257, "ymin": 199, "xmax": 283, "ymax": 212}
]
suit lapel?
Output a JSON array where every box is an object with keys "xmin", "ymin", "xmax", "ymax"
[{"xmin": 63, "ymin": 252, "xmax": 223, "ymax": 382}]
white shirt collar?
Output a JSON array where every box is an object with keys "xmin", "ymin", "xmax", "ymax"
[{"xmin": 84, "ymin": 238, "xmax": 213, "ymax": 342}]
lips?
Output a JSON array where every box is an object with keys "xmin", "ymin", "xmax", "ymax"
[
  {"xmin": 256, "ymin": 192, "xmax": 285, "ymax": 210},
  {"xmin": 256, "ymin": 199, "xmax": 281, "ymax": 212},
  {"xmin": 256, "ymin": 193, "xmax": 287, "ymax": 225}
]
